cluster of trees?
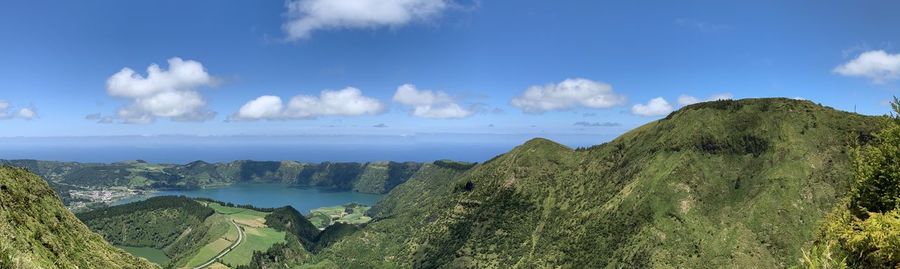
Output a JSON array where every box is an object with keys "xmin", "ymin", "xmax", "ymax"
[
  {"xmin": 806, "ymin": 97, "xmax": 900, "ymax": 268},
  {"xmin": 76, "ymin": 196, "xmax": 214, "ymax": 249},
  {"xmin": 264, "ymin": 206, "xmax": 320, "ymax": 249},
  {"xmin": 193, "ymin": 197, "xmax": 277, "ymax": 212},
  {"xmin": 433, "ymin": 160, "xmax": 477, "ymax": 170}
]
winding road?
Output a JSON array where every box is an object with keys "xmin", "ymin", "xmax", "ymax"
[{"xmin": 192, "ymin": 219, "xmax": 244, "ymax": 269}]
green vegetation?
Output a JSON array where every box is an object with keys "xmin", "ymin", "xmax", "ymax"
[
  {"xmin": 77, "ymin": 196, "xmax": 292, "ymax": 268},
  {"xmin": 222, "ymin": 226, "xmax": 285, "ymax": 266},
  {"xmin": 182, "ymin": 214, "xmax": 239, "ymax": 268},
  {"xmin": 118, "ymin": 245, "xmax": 171, "ymax": 265},
  {"xmin": 8, "ymin": 97, "xmax": 891, "ymax": 268},
  {"xmin": 0, "ymin": 159, "xmax": 429, "ymax": 209},
  {"xmin": 265, "ymin": 206, "xmax": 321, "ymax": 248},
  {"xmin": 307, "ymin": 203, "xmax": 372, "ymax": 229},
  {"xmin": 77, "ymin": 196, "xmax": 214, "ymax": 249},
  {"xmin": 284, "ymin": 161, "xmax": 471, "ymax": 268},
  {"xmin": 800, "ymin": 97, "xmax": 900, "ymax": 269},
  {"xmin": 0, "ymin": 166, "xmax": 158, "ymax": 268},
  {"xmin": 293, "ymin": 98, "xmax": 883, "ymax": 268}
]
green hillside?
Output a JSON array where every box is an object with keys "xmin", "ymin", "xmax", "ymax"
[
  {"xmin": 77, "ymin": 196, "xmax": 215, "ymax": 249},
  {"xmin": 5, "ymin": 98, "xmax": 888, "ymax": 268},
  {"xmin": 299, "ymin": 98, "xmax": 885, "ymax": 268},
  {"xmin": 0, "ymin": 166, "xmax": 158, "ymax": 268},
  {"xmin": 76, "ymin": 196, "xmax": 321, "ymax": 268}
]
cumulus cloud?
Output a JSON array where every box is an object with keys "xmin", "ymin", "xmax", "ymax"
[
  {"xmin": 573, "ymin": 121, "xmax": 620, "ymax": 127},
  {"xmin": 631, "ymin": 97, "xmax": 673, "ymax": 117},
  {"xmin": 677, "ymin": 92, "xmax": 733, "ymax": 106},
  {"xmin": 392, "ymin": 84, "xmax": 473, "ymax": 119},
  {"xmin": 16, "ymin": 108, "xmax": 37, "ymax": 120},
  {"xmin": 232, "ymin": 87, "xmax": 385, "ymax": 121},
  {"xmin": 0, "ymin": 100, "xmax": 39, "ymax": 120},
  {"xmin": 106, "ymin": 57, "xmax": 216, "ymax": 124},
  {"xmin": 283, "ymin": 0, "xmax": 449, "ymax": 40},
  {"xmin": 511, "ymin": 78, "xmax": 626, "ymax": 113},
  {"xmin": 834, "ymin": 50, "xmax": 900, "ymax": 83}
]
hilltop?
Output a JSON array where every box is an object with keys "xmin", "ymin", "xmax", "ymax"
[
  {"xmin": 292, "ymin": 98, "xmax": 885, "ymax": 268},
  {"xmin": 0, "ymin": 166, "xmax": 158, "ymax": 268}
]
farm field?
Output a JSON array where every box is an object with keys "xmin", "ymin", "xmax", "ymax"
[
  {"xmin": 180, "ymin": 202, "xmax": 286, "ymax": 268},
  {"xmin": 307, "ymin": 203, "xmax": 372, "ymax": 229}
]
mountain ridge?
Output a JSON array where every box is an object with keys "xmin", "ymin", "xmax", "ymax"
[
  {"xmin": 295, "ymin": 98, "xmax": 886, "ymax": 268},
  {"xmin": 0, "ymin": 165, "xmax": 158, "ymax": 268}
]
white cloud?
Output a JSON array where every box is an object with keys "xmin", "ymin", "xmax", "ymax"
[
  {"xmin": 283, "ymin": 0, "xmax": 449, "ymax": 40},
  {"xmin": 236, "ymin": 95, "xmax": 285, "ymax": 120},
  {"xmin": 16, "ymin": 108, "xmax": 37, "ymax": 120},
  {"xmin": 834, "ymin": 50, "xmax": 900, "ymax": 83},
  {"xmin": 677, "ymin": 92, "xmax": 733, "ymax": 106},
  {"xmin": 0, "ymin": 100, "xmax": 9, "ymax": 119},
  {"xmin": 677, "ymin": 95, "xmax": 700, "ymax": 106},
  {"xmin": 511, "ymin": 78, "xmax": 627, "ymax": 113},
  {"xmin": 106, "ymin": 57, "xmax": 216, "ymax": 123},
  {"xmin": 232, "ymin": 87, "xmax": 385, "ymax": 121},
  {"xmin": 392, "ymin": 84, "xmax": 473, "ymax": 119},
  {"xmin": 0, "ymin": 100, "xmax": 39, "ymax": 120},
  {"xmin": 631, "ymin": 97, "xmax": 673, "ymax": 117}
]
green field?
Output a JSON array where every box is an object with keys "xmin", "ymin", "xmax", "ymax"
[
  {"xmin": 117, "ymin": 245, "xmax": 170, "ymax": 265},
  {"xmin": 308, "ymin": 203, "xmax": 372, "ymax": 229},
  {"xmin": 181, "ymin": 202, "xmax": 287, "ymax": 268},
  {"xmin": 221, "ymin": 226, "xmax": 286, "ymax": 266},
  {"xmin": 183, "ymin": 214, "xmax": 239, "ymax": 268}
]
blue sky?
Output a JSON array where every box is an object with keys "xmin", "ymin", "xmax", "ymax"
[{"xmin": 1, "ymin": 0, "xmax": 899, "ymax": 141}]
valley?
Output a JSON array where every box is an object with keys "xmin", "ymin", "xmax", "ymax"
[
  {"xmin": 2, "ymin": 98, "xmax": 899, "ymax": 268},
  {"xmin": 0, "ymin": 159, "xmax": 422, "ymax": 211}
]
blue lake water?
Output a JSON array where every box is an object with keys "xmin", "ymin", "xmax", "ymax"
[{"xmin": 113, "ymin": 184, "xmax": 382, "ymax": 214}]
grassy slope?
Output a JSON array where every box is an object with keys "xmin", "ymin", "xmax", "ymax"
[
  {"xmin": 209, "ymin": 203, "xmax": 287, "ymax": 267},
  {"xmin": 170, "ymin": 202, "xmax": 286, "ymax": 268},
  {"xmin": 305, "ymin": 98, "xmax": 884, "ymax": 268},
  {"xmin": 118, "ymin": 245, "xmax": 171, "ymax": 265},
  {"xmin": 306, "ymin": 163, "xmax": 472, "ymax": 267},
  {"xmin": 0, "ymin": 166, "xmax": 158, "ymax": 268}
]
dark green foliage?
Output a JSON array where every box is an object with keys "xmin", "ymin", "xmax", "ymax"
[
  {"xmin": 77, "ymin": 196, "xmax": 214, "ymax": 249},
  {"xmin": 236, "ymin": 234, "xmax": 311, "ymax": 269},
  {"xmin": 0, "ymin": 166, "xmax": 158, "ymax": 268},
  {"xmin": 805, "ymin": 97, "xmax": 900, "ymax": 269},
  {"xmin": 193, "ymin": 197, "xmax": 277, "ymax": 212},
  {"xmin": 265, "ymin": 206, "xmax": 320, "ymax": 249},
  {"xmin": 850, "ymin": 124, "xmax": 900, "ymax": 216},
  {"xmin": 237, "ymin": 161, "xmax": 283, "ymax": 181},
  {"xmin": 313, "ymin": 223, "xmax": 359, "ymax": 253},
  {"xmin": 384, "ymin": 161, "xmax": 425, "ymax": 191},
  {"xmin": 432, "ymin": 159, "xmax": 477, "ymax": 171},
  {"xmin": 693, "ymin": 134, "xmax": 769, "ymax": 156}
]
